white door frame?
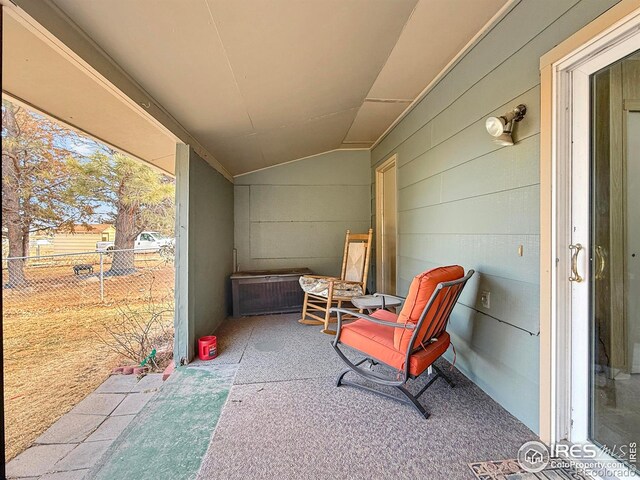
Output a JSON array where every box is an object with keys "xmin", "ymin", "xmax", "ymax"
[
  {"xmin": 375, "ymin": 154, "xmax": 398, "ymax": 294},
  {"xmin": 550, "ymin": 9, "xmax": 640, "ymax": 477}
]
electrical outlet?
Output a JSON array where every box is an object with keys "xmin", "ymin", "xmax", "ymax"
[{"xmin": 480, "ymin": 291, "xmax": 491, "ymax": 309}]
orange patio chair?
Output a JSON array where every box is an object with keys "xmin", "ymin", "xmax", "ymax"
[{"xmin": 331, "ymin": 265, "xmax": 474, "ymax": 418}]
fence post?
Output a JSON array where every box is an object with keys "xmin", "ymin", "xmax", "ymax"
[{"xmin": 100, "ymin": 252, "xmax": 104, "ymax": 302}]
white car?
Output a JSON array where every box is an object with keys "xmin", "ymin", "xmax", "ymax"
[{"xmin": 96, "ymin": 231, "xmax": 175, "ymax": 254}]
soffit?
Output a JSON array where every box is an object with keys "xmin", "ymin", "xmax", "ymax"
[
  {"xmin": 2, "ymin": 13, "xmax": 177, "ymax": 174},
  {"xmin": 367, "ymin": 0, "xmax": 509, "ymax": 100},
  {"xmin": 343, "ymin": 101, "xmax": 411, "ymax": 144}
]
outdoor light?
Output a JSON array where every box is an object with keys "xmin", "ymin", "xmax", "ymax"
[{"xmin": 485, "ymin": 104, "xmax": 527, "ymax": 146}]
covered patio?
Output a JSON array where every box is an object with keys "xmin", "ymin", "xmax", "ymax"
[
  {"xmin": 3, "ymin": 0, "xmax": 640, "ymax": 478},
  {"xmin": 7, "ymin": 314, "xmax": 535, "ymax": 479}
]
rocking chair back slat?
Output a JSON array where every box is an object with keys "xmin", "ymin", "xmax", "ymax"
[
  {"xmin": 339, "ymin": 230, "xmax": 373, "ymax": 287},
  {"xmin": 344, "ymin": 242, "xmax": 367, "ymax": 282}
]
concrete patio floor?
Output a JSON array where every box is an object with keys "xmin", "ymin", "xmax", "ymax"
[
  {"xmin": 6, "ymin": 373, "xmax": 164, "ymax": 479},
  {"xmin": 197, "ymin": 313, "xmax": 538, "ymax": 479},
  {"xmin": 7, "ymin": 313, "xmax": 539, "ymax": 479}
]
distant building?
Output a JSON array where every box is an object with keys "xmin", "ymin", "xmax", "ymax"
[
  {"xmin": 2, "ymin": 228, "xmax": 55, "ymax": 258},
  {"xmin": 52, "ymin": 224, "xmax": 116, "ymax": 254}
]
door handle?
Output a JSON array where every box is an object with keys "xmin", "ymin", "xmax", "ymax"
[
  {"xmin": 569, "ymin": 244, "xmax": 583, "ymax": 282},
  {"xmin": 595, "ymin": 245, "xmax": 606, "ymax": 280}
]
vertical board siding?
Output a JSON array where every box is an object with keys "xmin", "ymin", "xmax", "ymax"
[
  {"xmin": 234, "ymin": 150, "xmax": 371, "ymax": 275},
  {"xmin": 371, "ymin": 0, "xmax": 618, "ymax": 432},
  {"xmin": 189, "ymin": 150, "xmax": 234, "ymax": 344},
  {"xmin": 175, "ymin": 145, "xmax": 234, "ymax": 363}
]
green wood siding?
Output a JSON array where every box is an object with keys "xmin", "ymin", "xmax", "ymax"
[
  {"xmin": 370, "ymin": 0, "xmax": 619, "ymax": 432},
  {"xmin": 234, "ymin": 150, "xmax": 371, "ymax": 275},
  {"xmin": 174, "ymin": 145, "xmax": 234, "ymax": 363}
]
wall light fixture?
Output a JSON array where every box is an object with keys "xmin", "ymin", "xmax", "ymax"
[{"xmin": 485, "ymin": 104, "xmax": 527, "ymax": 146}]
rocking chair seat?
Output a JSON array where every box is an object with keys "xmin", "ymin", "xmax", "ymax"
[
  {"xmin": 299, "ymin": 275, "xmax": 364, "ymax": 298},
  {"xmin": 340, "ymin": 309, "xmax": 451, "ymax": 377}
]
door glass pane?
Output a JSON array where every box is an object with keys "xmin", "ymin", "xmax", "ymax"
[{"xmin": 590, "ymin": 50, "xmax": 640, "ymax": 468}]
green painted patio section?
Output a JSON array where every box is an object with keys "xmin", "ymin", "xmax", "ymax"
[{"xmin": 90, "ymin": 363, "xmax": 236, "ymax": 480}]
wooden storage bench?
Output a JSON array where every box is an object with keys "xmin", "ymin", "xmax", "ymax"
[{"xmin": 231, "ymin": 268, "xmax": 312, "ymax": 317}]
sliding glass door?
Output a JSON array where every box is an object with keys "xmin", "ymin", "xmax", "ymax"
[{"xmin": 589, "ymin": 49, "xmax": 640, "ymax": 469}]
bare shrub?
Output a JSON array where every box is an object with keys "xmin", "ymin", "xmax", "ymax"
[{"xmin": 95, "ymin": 279, "xmax": 174, "ymax": 370}]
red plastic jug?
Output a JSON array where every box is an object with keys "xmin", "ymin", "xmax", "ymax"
[{"xmin": 198, "ymin": 336, "xmax": 217, "ymax": 360}]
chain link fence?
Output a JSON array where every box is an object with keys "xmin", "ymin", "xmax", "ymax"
[
  {"xmin": 2, "ymin": 248, "xmax": 175, "ymax": 460},
  {"xmin": 2, "ymin": 247, "xmax": 174, "ymax": 301}
]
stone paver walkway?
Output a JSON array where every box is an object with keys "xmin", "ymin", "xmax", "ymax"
[{"xmin": 7, "ymin": 373, "xmax": 165, "ymax": 479}]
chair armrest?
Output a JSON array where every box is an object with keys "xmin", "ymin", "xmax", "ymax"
[
  {"xmin": 335, "ymin": 279, "xmax": 363, "ymax": 285},
  {"xmin": 301, "ymin": 275, "xmax": 361, "ymax": 286},
  {"xmin": 329, "ymin": 307, "xmax": 415, "ymax": 330},
  {"xmin": 372, "ymin": 293, "xmax": 406, "ymax": 309},
  {"xmin": 373, "ymin": 293, "xmax": 406, "ymax": 301}
]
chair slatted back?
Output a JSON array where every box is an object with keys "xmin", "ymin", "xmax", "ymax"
[{"xmin": 339, "ymin": 229, "xmax": 373, "ymax": 287}]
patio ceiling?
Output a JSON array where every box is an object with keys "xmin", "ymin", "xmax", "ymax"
[
  {"xmin": 2, "ymin": 12, "xmax": 178, "ymax": 175},
  {"xmin": 5, "ymin": 0, "xmax": 508, "ymax": 176}
]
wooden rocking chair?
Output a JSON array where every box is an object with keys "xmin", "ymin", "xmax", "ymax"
[{"xmin": 298, "ymin": 229, "xmax": 373, "ymax": 334}]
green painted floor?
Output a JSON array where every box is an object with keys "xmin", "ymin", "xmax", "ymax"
[{"xmin": 90, "ymin": 363, "xmax": 236, "ymax": 480}]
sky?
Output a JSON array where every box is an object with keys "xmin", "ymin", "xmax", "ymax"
[{"xmin": 3, "ymin": 99, "xmax": 171, "ymax": 226}]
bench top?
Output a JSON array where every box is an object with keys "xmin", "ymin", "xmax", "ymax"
[{"xmin": 231, "ymin": 268, "xmax": 312, "ymax": 279}]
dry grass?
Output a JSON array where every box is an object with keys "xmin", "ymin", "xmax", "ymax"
[{"xmin": 2, "ymin": 255, "xmax": 174, "ymax": 461}]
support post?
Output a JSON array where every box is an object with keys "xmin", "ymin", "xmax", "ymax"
[{"xmin": 99, "ymin": 252, "xmax": 104, "ymax": 302}]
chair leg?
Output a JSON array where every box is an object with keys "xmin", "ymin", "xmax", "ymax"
[
  {"xmin": 332, "ymin": 344, "xmax": 434, "ymax": 419},
  {"xmin": 301, "ymin": 292, "xmax": 308, "ymax": 319},
  {"xmin": 433, "ymin": 364, "xmax": 455, "ymax": 388},
  {"xmin": 336, "ymin": 368, "xmax": 350, "ymax": 387},
  {"xmin": 414, "ymin": 371, "xmax": 441, "ymax": 399},
  {"xmin": 396, "ymin": 385, "xmax": 430, "ymax": 419},
  {"xmin": 337, "ymin": 357, "xmax": 376, "ymax": 386},
  {"xmin": 298, "ymin": 293, "xmax": 323, "ymax": 325},
  {"xmin": 412, "ymin": 364, "xmax": 456, "ymax": 400},
  {"xmin": 336, "ymin": 375, "xmax": 431, "ymax": 420},
  {"xmin": 321, "ymin": 296, "xmax": 336, "ymax": 335}
]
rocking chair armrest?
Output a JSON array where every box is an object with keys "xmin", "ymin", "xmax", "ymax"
[
  {"xmin": 334, "ymin": 279, "xmax": 363, "ymax": 285},
  {"xmin": 304, "ymin": 275, "xmax": 340, "ymax": 280}
]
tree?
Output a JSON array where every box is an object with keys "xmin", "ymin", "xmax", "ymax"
[
  {"xmin": 70, "ymin": 152, "xmax": 174, "ymax": 275},
  {"xmin": 1, "ymin": 101, "xmax": 95, "ymax": 287}
]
